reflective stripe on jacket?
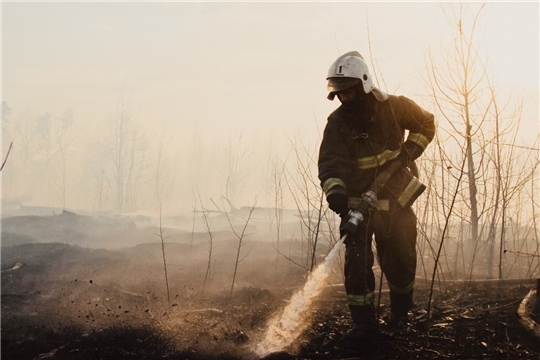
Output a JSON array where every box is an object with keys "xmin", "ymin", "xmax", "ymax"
[{"xmin": 318, "ymin": 91, "xmax": 435, "ymax": 207}]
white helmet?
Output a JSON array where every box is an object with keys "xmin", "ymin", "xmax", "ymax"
[{"xmin": 326, "ymin": 51, "xmax": 374, "ymax": 96}]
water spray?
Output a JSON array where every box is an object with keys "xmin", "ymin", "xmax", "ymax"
[
  {"xmin": 254, "ymin": 235, "xmax": 346, "ymax": 358},
  {"xmin": 254, "ymin": 162, "xmax": 407, "ymax": 358}
]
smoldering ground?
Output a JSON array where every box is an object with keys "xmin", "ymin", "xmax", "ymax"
[
  {"xmin": 1, "ymin": 211, "xmax": 335, "ymax": 359},
  {"xmin": 2, "ymin": 211, "xmax": 540, "ymax": 359}
]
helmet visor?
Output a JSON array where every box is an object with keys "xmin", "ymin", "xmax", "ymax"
[{"xmin": 327, "ymin": 77, "xmax": 360, "ymax": 92}]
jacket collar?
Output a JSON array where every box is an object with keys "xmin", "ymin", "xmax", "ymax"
[{"xmin": 372, "ymin": 87, "xmax": 389, "ymax": 102}]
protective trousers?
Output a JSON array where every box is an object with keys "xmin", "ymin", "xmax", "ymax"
[{"xmin": 343, "ymin": 206, "xmax": 417, "ymax": 324}]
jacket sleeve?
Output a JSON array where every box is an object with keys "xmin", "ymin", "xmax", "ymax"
[
  {"xmin": 397, "ymin": 96, "xmax": 435, "ymax": 162},
  {"xmin": 318, "ymin": 118, "xmax": 350, "ymax": 196}
]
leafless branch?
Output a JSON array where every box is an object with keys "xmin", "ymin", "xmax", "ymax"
[{"xmin": 0, "ymin": 142, "xmax": 13, "ymax": 171}]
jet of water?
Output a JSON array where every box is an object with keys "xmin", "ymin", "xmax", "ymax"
[{"xmin": 254, "ymin": 236, "xmax": 345, "ymax": 357}]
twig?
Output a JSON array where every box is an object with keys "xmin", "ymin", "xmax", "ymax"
[
  {"xmin": 310, "ymin": 191, "xmax": 325, "ymax": 272},
  {"xmin": 271, "ymin": 243, "xmax": 309, "ymax": 271},
  {"xmin": 222, "ymin": 197, "xmax": 257, "ymax": 298},
  {"xmin": 504, "ymin": 249, "xmax": 540, "ymax": 258},
  {"xmin": 0, "ymin": 142, "xmax": 13, "ymax": 171},
  {"xmin": 197, "ymin": 187, "xmax": 213, "ymax": 295},
  {"xmin": 426, "ymin": 141, "xmax": 469, "ymax": 334},
  {"xmin": 154, "ymin": 203, "xmax": 171, "ymax": 308}
]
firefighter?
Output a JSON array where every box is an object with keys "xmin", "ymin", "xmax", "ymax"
[{"xmin": 318, "ymin": 51, "xmax": 435, "ymax": 340}]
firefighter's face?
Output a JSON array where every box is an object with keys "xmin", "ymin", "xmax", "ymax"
[{"xmin": 336, "ymin": 87, "xmax": 357, "ymax": 104}]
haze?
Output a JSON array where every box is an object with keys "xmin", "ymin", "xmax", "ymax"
[
  {"xmin": 2, "ymin": 1, "xmax": 539, "ymax": 216},
  {"xmin": 3, "ymin": 4, "xmax": 540, "ymax": 359}
]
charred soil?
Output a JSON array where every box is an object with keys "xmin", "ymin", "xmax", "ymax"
[{"xmin": 2, "ymin": 214, "xmax": 539, "ymax": 359}]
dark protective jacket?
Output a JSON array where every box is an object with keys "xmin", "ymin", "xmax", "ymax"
[{"xmin": 318, "ymin": 89, "xmax": 435, "ymax": 210}]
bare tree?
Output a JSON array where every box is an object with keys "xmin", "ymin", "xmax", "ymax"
[
  {"xmin": 2, "ymin": 108, "xmax": 52, "ymax": 204},
  {"xmin": 426, "ymin": 3, "xmax": 489, "ymax": 271},
  {"xmin": 426, "ymin": 138, "xmax": 470, "ymax": 333},
  {"xmin": 283, "ymin": 135, "xmax": 326, "ymax": 272},
  {"xmin": 222, "ymin": 197, "xmax": 257, "ymax": 298},
  {"xmin": 266, "ymin": 156, "xmax": 287, "ymax": 271},
  {"xmin": 8, "ymin": 109, "xmax": 48, "ymax": 163},
  {"xmin": 424, "ymin": 2, "xmax": 539, "ymax": 280},
  {"xmin": 155, "ymin": 204, "xmax": 171, "ymax": 308},
  {"xmin": 152, "ymin": 124, "xmax": 178, "ymax": 211},
  {"xmin": 99, "ymin": 94, "xmax": 148, "ymax": 213},
  {"xmin": 221, "ymin": 130, "xmax": 251, "ymax": 209},
  {"xmin": 48, "ymin": 109, "xmax": 82, "ymax": 208},
  {"xmin": 198, "ymin": 188, "xmax": 213, "ymax": 295}
]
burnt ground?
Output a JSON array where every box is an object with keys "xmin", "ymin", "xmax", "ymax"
[{"xmin": 2, "ymin": 213, "xmax": 540, "ymax": 360}]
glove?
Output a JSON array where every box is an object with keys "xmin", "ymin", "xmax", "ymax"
[
  {"xmin": 397, "ymin": 148, "xmax": 412, "ymax": 168},
  {"xmin": 398, "ymin": 142, "xmax": 423, "ymax": 168},
  {"xmin": 340, "ymin": 192, "xmax": 374, "ymax": 237},
  {"xmin": 327, "ymin": 188, "xmax": 349, "ymax": 218}
]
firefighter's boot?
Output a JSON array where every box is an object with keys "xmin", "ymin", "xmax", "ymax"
[
  {"xmin": 387, "ymin": 290, "xmax": 414, "ymax": 329},
  {"xmin": 345, "ymin": 304, "xmax": 378, "ymax": 340}
]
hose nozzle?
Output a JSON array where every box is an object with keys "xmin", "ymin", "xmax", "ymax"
[{"xmin": 341, "ymin": 190, "xmax": 377, "ymax": 236}]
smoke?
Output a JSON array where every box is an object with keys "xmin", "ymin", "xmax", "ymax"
[{"xmin": 254, "ymin": 237, "xmax": 345, "ymax": 357}]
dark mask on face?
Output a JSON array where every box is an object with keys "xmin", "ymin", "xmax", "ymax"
[
  {"xmin": 339, "ymin": 83, "xmax": 366, "ymax": 110},
  {"xmin": 341, "ymin": 84, "xmax": 376, "ymax": 123}
]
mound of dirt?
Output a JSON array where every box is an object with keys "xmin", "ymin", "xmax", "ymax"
[{"xmin": 1, "ymin": 212, "xmax": 168, "ymax": 248}]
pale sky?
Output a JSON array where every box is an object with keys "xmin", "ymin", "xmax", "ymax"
[
  {"xmin": 4, "ymin": 2, "xmax": 538, "ymax": 132},
  {"xmin": 2, "ymin": 1, "xmax": 539, "ymax": 211}
]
